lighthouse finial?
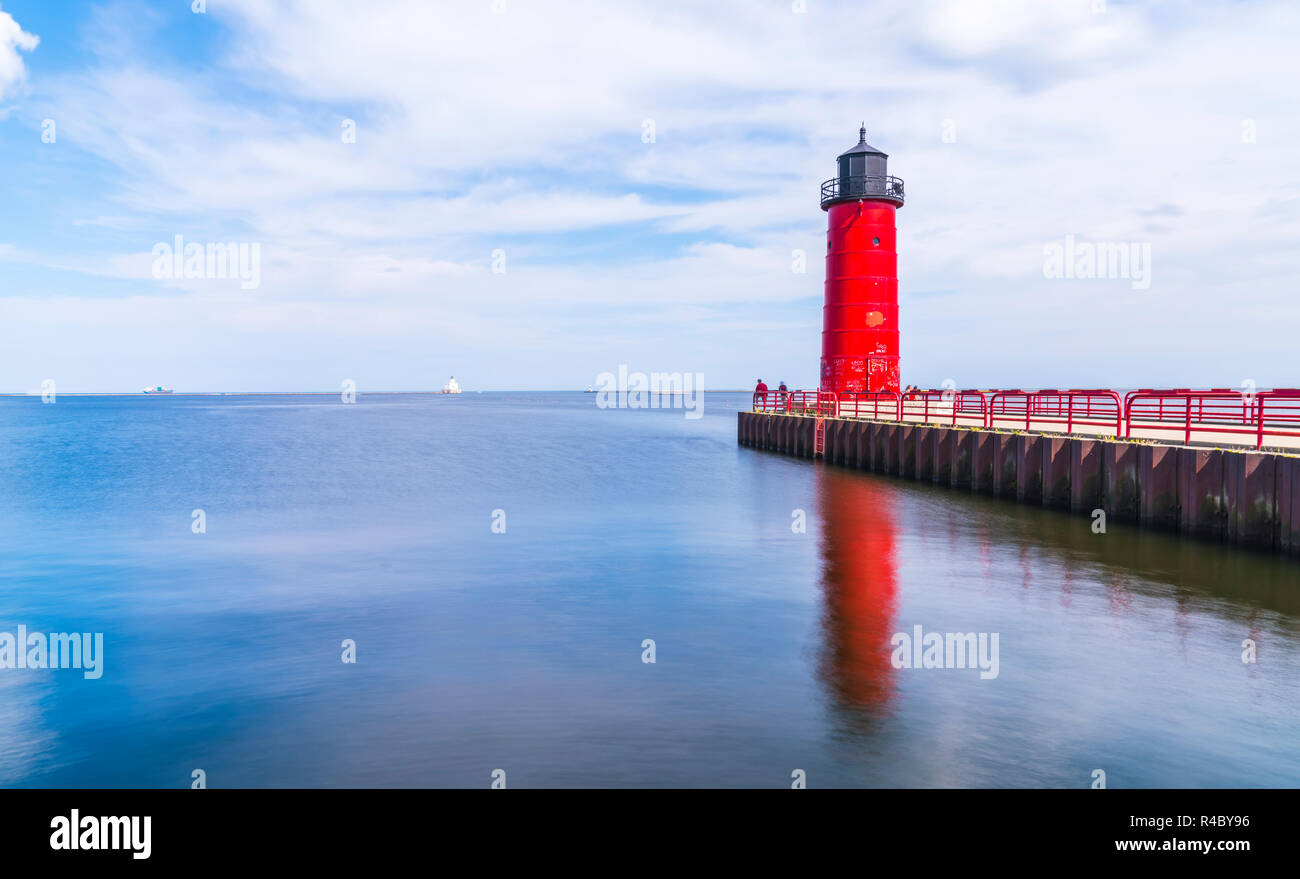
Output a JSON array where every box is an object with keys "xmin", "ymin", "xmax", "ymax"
[{"xmin": 859, "ymin": 123, "xmax": 866, "ymax": 142}]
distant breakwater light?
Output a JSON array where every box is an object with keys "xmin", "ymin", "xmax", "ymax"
[
  {"xmin": 151, "ymin": 235, "xmax": 261, "ymax": 290},
  {"xmin": 593, "ymin": 366, "xmax": 704, "ymax": 420}
]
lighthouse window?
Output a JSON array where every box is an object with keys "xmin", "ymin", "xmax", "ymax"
[{"xmin": 873, "ymin": 237, "xmax": 880, "ymax": 246}]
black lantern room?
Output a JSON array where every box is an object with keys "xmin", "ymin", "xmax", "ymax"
[{"xmin": 821, "ymin": 124, "xmax": 905, "ymax": 208}]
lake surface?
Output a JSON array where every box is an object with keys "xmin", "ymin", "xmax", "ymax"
[{"xmin": 0, "ymin": 392, "xmax": 1296, "ymax": 787}]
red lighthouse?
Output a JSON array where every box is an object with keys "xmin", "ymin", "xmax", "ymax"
[{"xmin": 819, "ymin": 125, "xmax": 905, "ymax": 396}]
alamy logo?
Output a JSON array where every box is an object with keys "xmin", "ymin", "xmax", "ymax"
[
  {"xmin": 151, "ymin": 235, "xmax": 261, "ymax": 289},
  {"xmin": 50, "ymin": 810, "xmax": 150, "ymax": 859},
  {"xmin": 0, "ymin": 626, "xmax": 103, "ymax": 679},
  {"xmin": 890, "ymin": 625, "xmax": 999, "ymax": 679},
  {"xmin": 593, "ymin": 365, "xmax": 704, "ymax": 420},
  {"xmin": 1042, "ymin": 234, "xmax": 1151, "ymax": 290}
]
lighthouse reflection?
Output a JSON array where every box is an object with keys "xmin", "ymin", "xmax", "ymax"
[{"xmin": 815, "ymin": 465, "xmax": 901, "ymax": 713}]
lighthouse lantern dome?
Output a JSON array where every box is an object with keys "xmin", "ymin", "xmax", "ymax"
[
  {"xmin": 822, "ymin": 124, "xmax": 904, "ymax": 207},
  {"xmin": 838, "ymin": 124, "xmax": 889, "ymax": 180}
]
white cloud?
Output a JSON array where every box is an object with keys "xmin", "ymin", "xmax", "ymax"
[
  {"xmin": 0, "ymin": 5, "xmax": 37, "ymax": 99},
  {"xmin": 4, "ymin": 0, "xmax": 1300, "ymax": 390},
  {"xmin": 918, "ymin": 0, "xmax": 1140, "ymax": 64}
]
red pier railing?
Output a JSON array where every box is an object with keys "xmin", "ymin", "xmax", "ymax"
[
  {"xmin": 900, "ymin": 389, "xmax": 988, "ymax": 427},
  {"xmin": 987, "ymin": 389, "xmax": 1123, "ymax": 437},
  {"xmin": 752, "ymin": 387, "xmax": 1300, "ymax": 450},
  {"xmin": 1125, "ymin": 389, "xmax": 1300, "ymax": 448},
  {"xmin": 837, "ymin": 391, "xmax": 901, "ymax": 421}
]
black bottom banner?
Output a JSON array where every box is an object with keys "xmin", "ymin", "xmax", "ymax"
[{"xmin": 0, "ymin": 788, "xmax": 1287, "ymax": 865}]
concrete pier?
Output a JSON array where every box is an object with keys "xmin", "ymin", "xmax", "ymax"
[{"xmin": 738, "ymin": 411, "xmax": 1300, "ymax": 556}]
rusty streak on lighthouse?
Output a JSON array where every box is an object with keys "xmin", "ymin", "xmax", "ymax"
[{"xmin": 819, "ymin": 125, "xmax": 905, "ymax": 396}]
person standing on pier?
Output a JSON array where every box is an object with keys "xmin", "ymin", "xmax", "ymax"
[{"xmin": 754, "ymin": 378, "xmax": 769, "ymax": 408}]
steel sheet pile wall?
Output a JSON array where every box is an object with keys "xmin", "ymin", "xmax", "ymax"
[{"xmin": 738, "ymin": 412, "xmax": 1300, "ymax": 555}]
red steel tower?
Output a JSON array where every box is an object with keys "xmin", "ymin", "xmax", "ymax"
[{"xmin": 819, "ymin": 125, "xmax": 905, "ymax": 395}]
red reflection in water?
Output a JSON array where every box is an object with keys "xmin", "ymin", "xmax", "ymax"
[
  {"xmin": 816, "ymin": 467, "xmax": 900, "ymax": 710},
  {"xmin": 1106, "ymin": 573, "xmax": 1133, "ymax": 616}
]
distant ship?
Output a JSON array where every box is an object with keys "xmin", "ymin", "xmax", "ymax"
[
  {"xmin": 440, "ymin": 376, "xmax": 462, "ymax": 394},
  {"xmin": 142, "ymin": 386, "xmax": 174, "ymax": 394}
]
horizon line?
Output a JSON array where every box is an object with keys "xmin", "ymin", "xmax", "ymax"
[{"xmin": 1, "ymin": 389, "xmax": 753, "ymax": 397}]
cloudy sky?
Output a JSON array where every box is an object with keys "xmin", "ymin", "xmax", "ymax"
[{"xmin": 0, "ymin": 0, "xmax": 1296, "ymax": 392}]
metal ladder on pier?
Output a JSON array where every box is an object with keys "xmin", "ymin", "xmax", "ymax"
[{"xmin": 811, "ymin": 390, "xmax": 838, "ymax": 459}]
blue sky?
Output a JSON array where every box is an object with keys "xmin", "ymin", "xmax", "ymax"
[{"xmin": 0, "ymin": 0, "xmax": 1297, "ymax": 392}]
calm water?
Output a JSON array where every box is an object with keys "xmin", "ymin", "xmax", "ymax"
[{"xmin": 0, "ymin": 392, "xmax": 1297, "ymax": 788}]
